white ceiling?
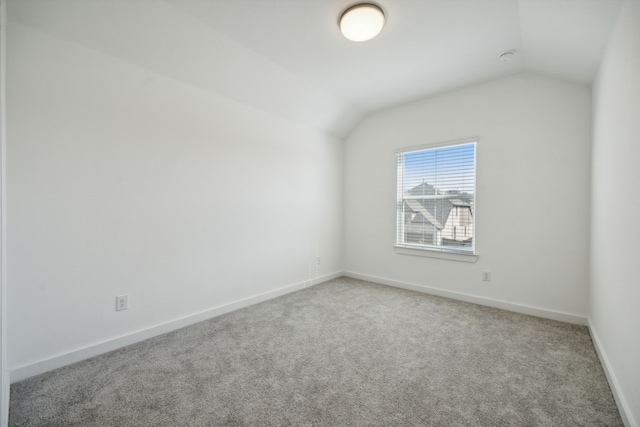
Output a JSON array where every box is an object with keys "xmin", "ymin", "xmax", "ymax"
[{"xmin": 9, "ymin": 0, "xmax": 623, "ymax": 137}]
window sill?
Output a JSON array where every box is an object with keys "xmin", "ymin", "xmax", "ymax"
[{"xmin": 393, "ymin": 246, "xmax": 478, "ymax": 263}]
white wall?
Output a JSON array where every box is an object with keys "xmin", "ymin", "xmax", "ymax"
[
  {"xmin": 344, "ymin": 73, "xmax": 592, "ymax": 320},
  {"xmin": 6, "ymin": 21, "xmax": 343, "ymax": 376},
  {"xmin": 591, "ymin": 2, "xmax": 640, "ymax": 425}
]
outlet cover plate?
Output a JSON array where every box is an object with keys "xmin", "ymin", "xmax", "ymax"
[{"xmin": 116, "ymin": 295, "xmax": 129, "ymax": 311}]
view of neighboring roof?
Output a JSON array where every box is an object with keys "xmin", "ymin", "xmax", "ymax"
[
  {"xmin": 450, "ymin": 199, "xmax": 471, "ymax": 207},
  {"xmin": 404, "ymin": 182, "xmax": 473, "ymax": 230},
  {"xmin": 405, "ymin": 199, "xmax": 444, "ymax": 230},
  {"xmin": 407, "ymin": 182, "xmax": 453, "ymax": 229}
]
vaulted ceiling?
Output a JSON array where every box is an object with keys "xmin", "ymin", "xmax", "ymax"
[{"xmin": 10, "ymin": 0, "xmax": 623, "ymax": 137}]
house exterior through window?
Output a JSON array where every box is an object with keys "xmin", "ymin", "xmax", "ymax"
[{"xmin": 396, "ymin": 140, "xmax": 476, "ymax": 254}]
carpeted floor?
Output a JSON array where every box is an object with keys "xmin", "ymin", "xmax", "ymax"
[{"xmin": 10, "ymin": 277, "xmax": 622, "ymax": 426}]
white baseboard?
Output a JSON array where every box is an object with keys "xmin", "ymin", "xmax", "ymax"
[
  {"xmin": 589, "ymin": 321, "xmax": 636, "ymax": 427},
  {"xmin": 343, "ymin": 271, "xmax": 588, "ymax": 325},
  {"xmin": 1, "ymin": 369, "xmax": 8, "ymax": 427},
  {"xmin": 11, "ymin": 272, "xmax": 342, "ymax": 383},
  {"xmin": 9, "ymin": 270, "xmax": 591, "ymax": 384}
]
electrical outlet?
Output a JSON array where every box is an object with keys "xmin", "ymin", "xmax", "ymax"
[
  {"xmin": 482, "ymin": 272, "xmax": 492, "ymax": 282},
  {"xmin": 116, "ymin": 295, "xmax": 129, "ymax": 311}
]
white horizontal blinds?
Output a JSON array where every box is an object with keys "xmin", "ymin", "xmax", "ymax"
[{"xmin": 397, "ymin": 141, "xmax": 476, "ymax": 253}]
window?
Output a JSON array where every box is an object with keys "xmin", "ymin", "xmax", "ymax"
[{"xmin": 396, "ymin": 140, "xmax": 476, "ymax": 254}]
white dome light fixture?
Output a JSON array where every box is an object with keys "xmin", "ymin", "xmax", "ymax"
[{"xmin": 339, "ymin": 3, "xmax": 385, "ymax": 42}]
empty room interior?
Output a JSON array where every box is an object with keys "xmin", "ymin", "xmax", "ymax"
[{"xmin": 1, "ymin": 0, "xmax": 639, "ymax": 425}]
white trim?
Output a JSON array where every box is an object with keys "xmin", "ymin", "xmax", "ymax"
[
  {"xmin": 588, "ymin": 321, "xmax": 636, "ymax": 427},
  {"xmin": 11, "ymin": 271, "xmax": 342, "ymax": 383},
  {"xmin": 0, "ymin": 0, "xmax": 8, "ymax": 424},
  {"xmin": 343, "ymin": 271, "xmax": 588, "ymax": 325},
  {"xmin": 0, "ymin": 373, "xmax": 6, "ymax": 427},
  {"xmin": 395, "ymin": 136, "xmax": 478, "ymax": 154},
  {"xmin": 394, "ymin": 245, "xmax": 478, "ymax": 262}
]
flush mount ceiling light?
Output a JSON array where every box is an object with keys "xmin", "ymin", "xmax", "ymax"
[{"xmin": 339, "ymin": 3, "xmax": 385, "ymax": 42}]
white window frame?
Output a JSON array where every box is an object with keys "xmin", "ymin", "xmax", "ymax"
[{"xmin": 394, "ymin": 138, "xmax": 478, "ymax": 262}]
